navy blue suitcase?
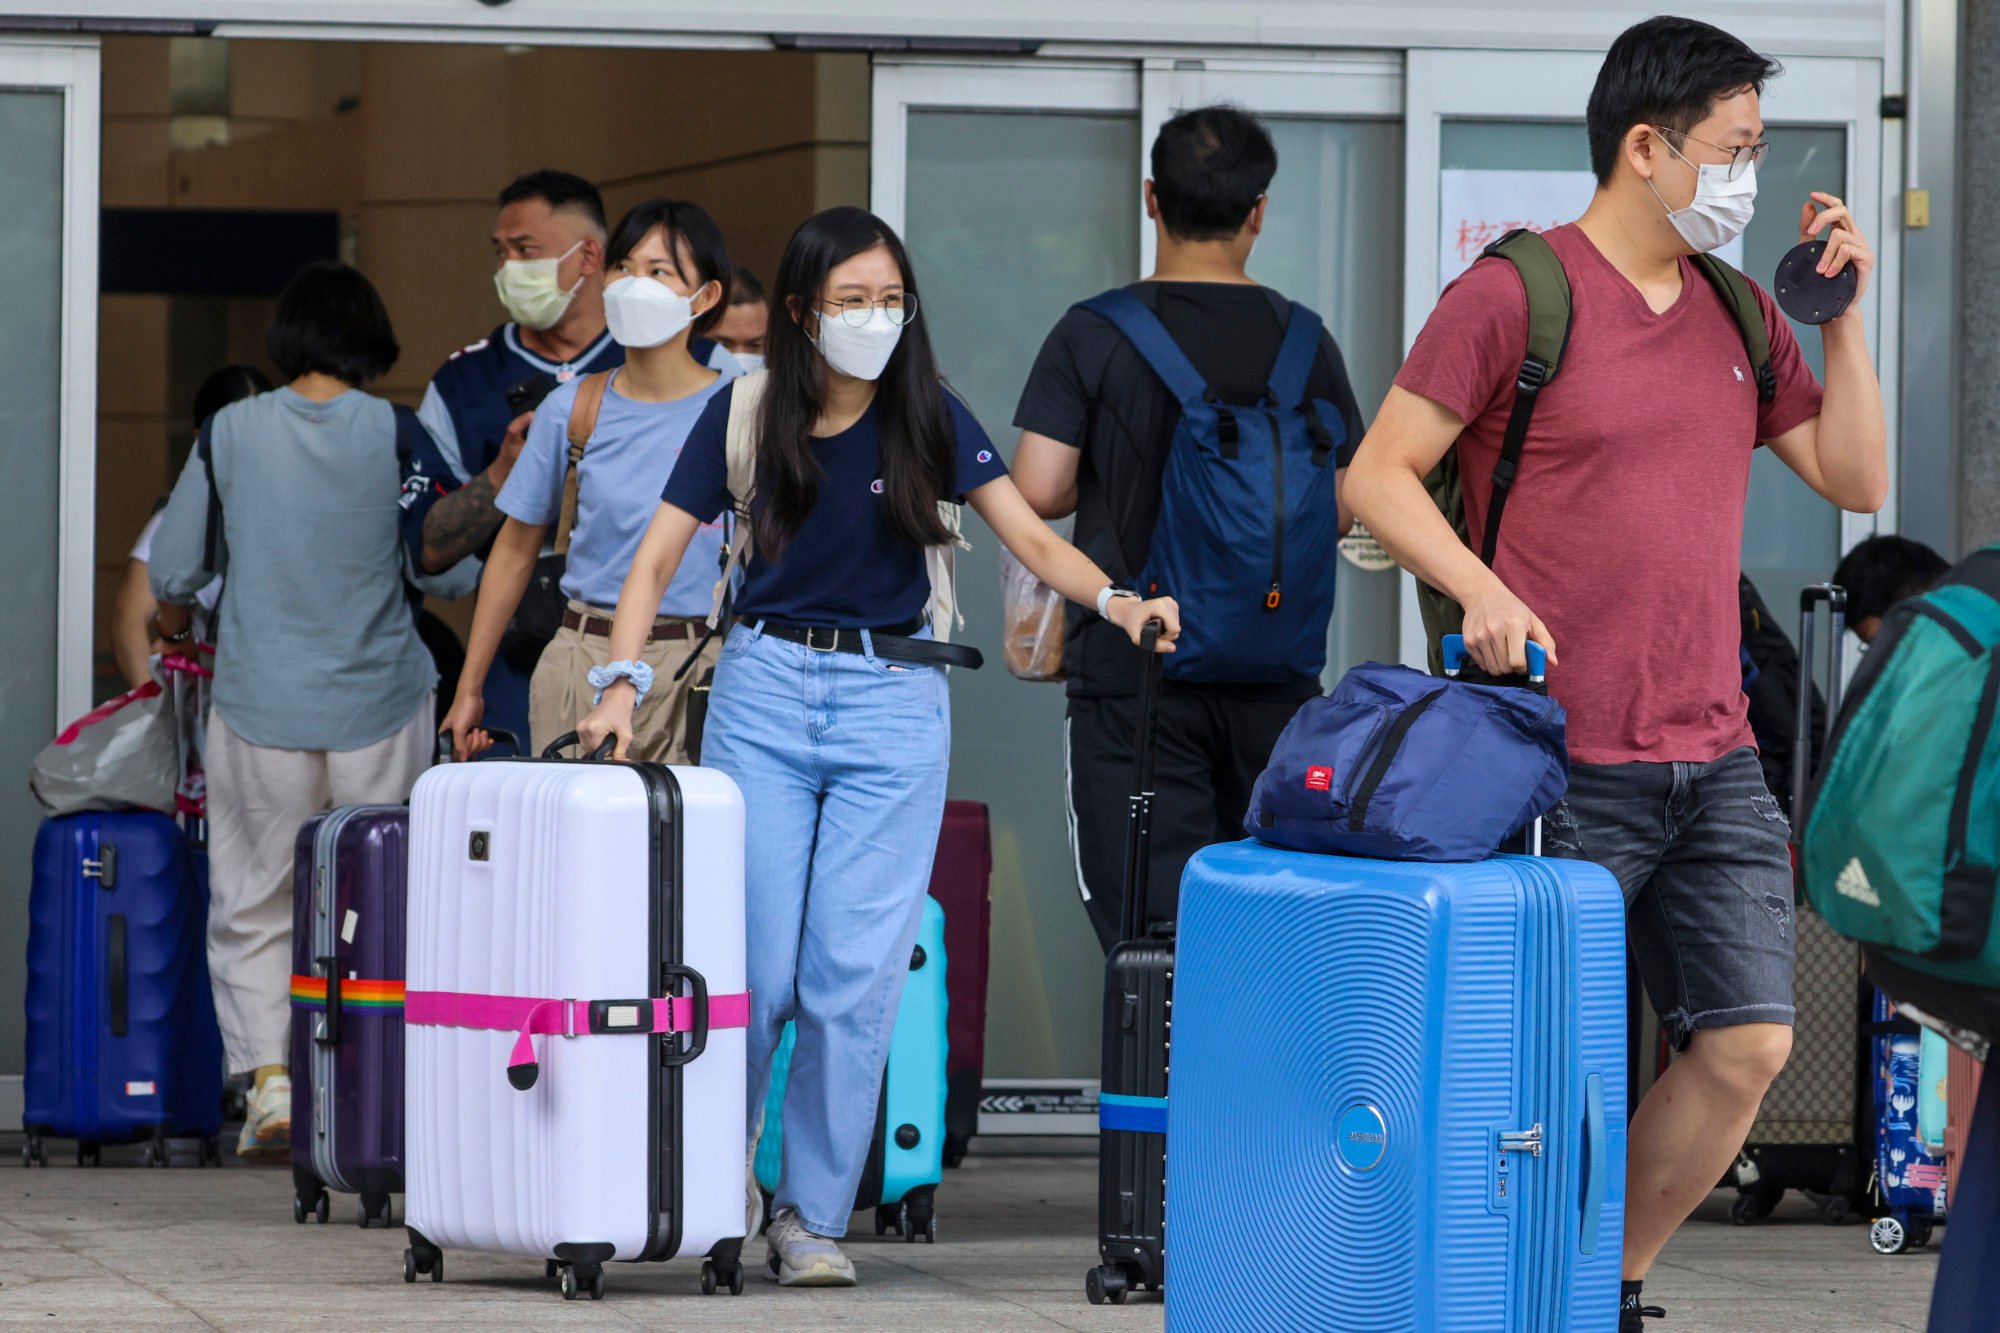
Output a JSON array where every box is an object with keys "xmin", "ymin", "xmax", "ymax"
[
  {"xmin": 1166, "ymin": 840, "xmax": 1627, "ymax": 1330},
  {"xmin": 22, "ymin": 810, "xmax": 224, "ymax": 1166}
]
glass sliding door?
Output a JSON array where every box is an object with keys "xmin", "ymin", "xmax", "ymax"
[{"xmin": 0, "ymin": 39, "xmax": 101, "ymax": 1110}]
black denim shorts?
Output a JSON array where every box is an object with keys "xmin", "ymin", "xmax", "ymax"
[{"xmin": 1544, "ymin": 745, "xmax": 1796, "ymax": 1050}]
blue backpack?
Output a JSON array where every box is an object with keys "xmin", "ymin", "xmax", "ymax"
[{"xmin": 1081, "ymin": 290, "xmax": 1345, "ymax": 683}]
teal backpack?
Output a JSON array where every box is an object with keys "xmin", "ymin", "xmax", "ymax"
[{"xmin": 1803, "ymin": 547, "xmax": 2000, "ymax": 987}]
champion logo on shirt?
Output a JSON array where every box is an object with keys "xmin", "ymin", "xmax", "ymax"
[
  {"xmin": 976, "ymin": 449, "xmax": 994, "ymax": 463},
  {"xmin": 870, "ymin": 479, "xmax": 885, "ymax": 495}
]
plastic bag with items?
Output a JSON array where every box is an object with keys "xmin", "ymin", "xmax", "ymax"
[{"xmin": 999, "ymin": 547, "xmax": 1067, "ymax": 682}]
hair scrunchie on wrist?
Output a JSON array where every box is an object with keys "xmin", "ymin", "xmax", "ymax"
[{"xmin": 587, "ymin": 659, "xmax": 655, "ymax": 707}]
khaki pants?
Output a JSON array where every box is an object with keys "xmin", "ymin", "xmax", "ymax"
[
  {"xmin": 205, "ymin": 696, "xmax": 434, "ymax": 1075},
  {"xmin": 529, "ymin": 602, "xmax": 718, "ymax": 764}
]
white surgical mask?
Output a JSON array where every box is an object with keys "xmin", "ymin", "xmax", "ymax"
[
  {"xmin": 730, "ymin": 353, "xmax": 766, "ymax": 375},
  {"xmin": 1653, "ymin": 146, "xmax": 1757, "ymax": 254},
  {"xmin": 812, "ymin": 307, "xmax": 902, "ymax": 381},
  {"xmin": 494, "ymin": 239, "xmax": 586, "ymax": 331},
  {"xmin": 707, "ymin": 343, "xmax": 764, "ymax": 376},
  {"xmin": 603, "ymin": 276, "xmax": 697, "ymax": 349}
]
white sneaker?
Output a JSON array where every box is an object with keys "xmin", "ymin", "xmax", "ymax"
[
  {"xmin": 764, "ymin": 1209, "xmax": 857, "ymax": 1287},
  {"xmin": 235, "ymin": 1074, "xmax": 290, "ymax": 1158}
]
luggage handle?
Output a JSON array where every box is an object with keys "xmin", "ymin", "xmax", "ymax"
[
  {"xmin": 659, "ymin": 964, "xmax": 709, "ymax": 1067},
  {"xmin": 1120, "ymin": 621, "xmax": 1166, "ymax": 945},
  {"xmin": 1441, "ymin": 634, "xmax": 1547, "ymax": 688},
  {"xmin": 1791, "ymin": 584, "xmax": 1848, "ymax": 826},
  {"xmin": 317, "ymin": 957, "xmax": 342, "ymax": 1048},
  {"xmin": 107, "ymin": 913, "xmax": 128, "ymax": 1038},
  {"xmin": 1579, "ymin": 1073, "xmax": 1607, "ymax": 1255},
  {"xmin": 437, "ymin": 727, "xmax": 522, "ymax": 766},
  {"xmin": 542, "ymin": 731, "xmax": 616, "ymax": 761}
]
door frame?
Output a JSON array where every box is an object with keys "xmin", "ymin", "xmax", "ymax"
[
  {"xmin": 1, "ymin": 38, "xmax": 101, "ymax": 725},
  {"xmin": 1399, "ymin": 48, "xmax": 1893, "ymax": 667}
]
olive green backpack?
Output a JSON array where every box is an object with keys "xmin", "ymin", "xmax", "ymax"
[{"xmin": 1414, "ymin": 228, "xmax": 1779, "ymax": 671}]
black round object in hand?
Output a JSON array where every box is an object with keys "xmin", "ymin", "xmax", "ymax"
[{"xmin": 1773, "ymin": 240, "xmax": 1858, "ymax": 325}]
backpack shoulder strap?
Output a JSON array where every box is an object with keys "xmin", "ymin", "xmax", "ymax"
[
  {"xmin": 554, "ymin": 370, "xmax": 613, "ymax": 556},
  {"xmin": 1690, "ymin": 253, "xmax": 1777, "ymax": 404},
  {"xmin": 1476, "ymin": 228, "xmax": 1573, "ymax": 566},
  {"xmin": 708, "ymin": 372, "xmax": 769, "ymax": 630},
  {"xmin": 1265, "ymin": 300, "xmax": 1325, "ymax": 410},
  {"xmin": 1078, "ymin": 288, "xmax": 1211, "ymax": 410}
]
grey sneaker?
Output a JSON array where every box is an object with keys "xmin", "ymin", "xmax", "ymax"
[{"xmin": 764, "ymin": 1209, "xmax": 857, "ymax": 1287}]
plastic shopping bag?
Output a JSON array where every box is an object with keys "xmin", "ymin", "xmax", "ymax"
[
  {"xmin": 29, "ymin": 680, "xmax": 180, "ymax": 817},
  {"xmin": 999, "ymin": 546, "xmax": 1067, "ymax": 682}
]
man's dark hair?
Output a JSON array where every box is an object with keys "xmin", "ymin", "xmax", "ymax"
[
  {"xmin": 1586, "ymin": 17, "xmax": 1781, "ymax": 185},
  {"xmin": 729, "ymin": 265, "xmax": 766, "ymax": 307},
  {"xmin": 191, "ymin": 364, "xmax": 271, "ymax": 432},
  {"xmin": 604, "ymin": 198, "xmax": 734, "ymax": 336},
  {"xmin": 1149, "ymin": 105, "xmax": 1278, "ymax": 242},
  {"xmin": 265, "ymin": 262, "xmax": 400, "ymax": 385},
  {"xmin": 1833, "ymin": 535, "xmax": 1951, "ymax": 624},
  {"xmin": 498, "ymin": 168, "xmax": 609, "ymax": 235}
]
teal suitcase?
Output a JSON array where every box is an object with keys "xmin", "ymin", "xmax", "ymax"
[{"xmin": 755, "ymin": 895, "xmax": 948, "ymax": 1240}]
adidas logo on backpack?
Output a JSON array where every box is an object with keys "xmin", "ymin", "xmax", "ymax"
[{"xmin": 1835, "ymin": 857, "xmax": 1880, "ymax": 908}]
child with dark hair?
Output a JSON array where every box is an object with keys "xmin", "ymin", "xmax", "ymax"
[
  {"xmin": 1347, "ymin": 17, "xmax": 1888, "ymax": 1329},
  {"xmin": 443, "ymin": 198, "xmax": 738, "ymax": 763},
  {"xmin": 1835, "ymin": 533, "xmax": 1951, "ymax": 643},
  {"xmin": 148, "ymin": 262, "xmax": 457, "ymax": 1159}
]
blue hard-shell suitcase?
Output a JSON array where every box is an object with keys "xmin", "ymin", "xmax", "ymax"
[
  {"xmin": 1167, "ymin": 840, "xmax": 1627, "ymax": 1332},
  {"xmin": 755, "ymin": 894, "xmax": 948, "ymax": 1239},
  {"xmin": 22, "ymin": 811, "xmax": 224, "ymax": 1166}
]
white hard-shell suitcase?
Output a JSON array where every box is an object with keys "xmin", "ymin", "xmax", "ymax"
[{"xmin": 400, "ymin": 748, "xmax": 751, "ymax": 1302}]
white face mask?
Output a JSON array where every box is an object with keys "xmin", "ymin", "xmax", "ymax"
[
  {"xmin": 494, "ymin": 239, "xmax": 586, "ymax": 331},
  {"xmin": 1653, "ymin": 144, "xmax": 1757, "ymax": 254},
  {"xmin": 730, "ymin": 352, "xmax": 767, "ymax": 375},
  {"xmin": 603, "ymin": 275, "xmax": 700, "ymax": 349},
  {"xmin": 812, "ymin": 307, "xmax": 903, "ymax": 381}
]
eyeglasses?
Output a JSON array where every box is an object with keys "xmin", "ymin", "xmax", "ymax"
[
  {"xmin": 817, "ymin": 293, "xmax": 920, "ymax": 328},
  {"xmin": 1654, "ymin": 126, "xmax": 1770, "ymax": 182}
]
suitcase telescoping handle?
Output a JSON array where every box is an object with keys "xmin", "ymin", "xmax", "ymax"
[
  {"xmin": 1119, "ymin": 621, "xmax": 1167, "ymax": 945},
  {"xmin": 1791, "ymin": 584, "xmax": 1847, "ymax": 826},
  {"xmin": 437, "ymin": 728, "xmax": 522, "ymax": 765},
  {"xmin": 1441, "ymin": 634, "xmax": 1548, "ymax": 687},
  {"xmin": 542, "ymin": 731, "xmax": 616, "ymax": 761}
]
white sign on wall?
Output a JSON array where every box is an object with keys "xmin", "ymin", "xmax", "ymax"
[{"xmin": 1438, "ymin": 168, "xmax": 1744, "ymax": 292}]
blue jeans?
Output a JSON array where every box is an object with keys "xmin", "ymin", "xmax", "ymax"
[{"xmin": 700, "ymin": 622, "xmax": 950, "ymax": 1236}]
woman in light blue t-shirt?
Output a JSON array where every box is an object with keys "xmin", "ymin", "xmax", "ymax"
[{"xmin": 442, "ymin": 199, "xmax": 736, "ymax": 762}]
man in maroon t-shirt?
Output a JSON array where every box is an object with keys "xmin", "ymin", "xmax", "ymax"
[{"xmin": 1348, "ymin": 17, "xmax": 1886, "ymax": 1331}]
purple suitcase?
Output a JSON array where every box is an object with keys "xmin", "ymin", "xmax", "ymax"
[{"xmin": 289, "ymin": 804, "xmax": 408, "ymax": 1228}]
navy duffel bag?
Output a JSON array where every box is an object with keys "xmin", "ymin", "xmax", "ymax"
[{"xmin": 1245, "ymin": 643, "xmax": 1568, "ymax": 862}]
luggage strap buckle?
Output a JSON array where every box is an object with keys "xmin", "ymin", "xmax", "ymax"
[{"xmin": 403, "ymin": 987, "xmax": 753, "ymax": 1092}]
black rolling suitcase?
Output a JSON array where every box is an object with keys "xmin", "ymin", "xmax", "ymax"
[
  {"xmin": 1087, "ymin": 624, "xmax": 1169, "ymax": 1306},
  {"xmin": 1730, "ymin": 583, "xmax": 1874, "ymax": 1223}
]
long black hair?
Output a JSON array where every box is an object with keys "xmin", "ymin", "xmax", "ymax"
[
  {"xmin": 754, "ymin": 206, "xmax": 953, "ymax": 559},
  {"xmin": 604, "ymin": 198, "xmax": 732, "ymax": 336}
]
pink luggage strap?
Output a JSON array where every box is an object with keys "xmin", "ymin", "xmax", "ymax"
[{"xmin": 406, "ymin": 986, "xmax": 750, "ymax": 1091}]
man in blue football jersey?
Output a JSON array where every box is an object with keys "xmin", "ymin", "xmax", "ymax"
[{"xmin": 410, "ymin": 170, "xmax": 625, "ymax": 745}]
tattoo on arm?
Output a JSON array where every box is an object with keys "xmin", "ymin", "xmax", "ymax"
[{"xmin": 422, "ymin": 472, "xmax": 506, "ymax": 572}]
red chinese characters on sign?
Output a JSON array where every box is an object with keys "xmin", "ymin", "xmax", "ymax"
[{"xmin": 1451, "ymin": 218, "xmax": 1568, "ymax": 267}]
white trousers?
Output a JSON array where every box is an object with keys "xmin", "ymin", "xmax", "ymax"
[{"xmin": 204, "ymin": 697, "xmax": 433, "ymax": 1074}]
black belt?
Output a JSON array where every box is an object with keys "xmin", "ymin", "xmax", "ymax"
[{"xmin": 744, "ymin": 617, "xmax": 984, "ymax": 671}]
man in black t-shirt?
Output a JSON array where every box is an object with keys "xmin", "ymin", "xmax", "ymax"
[{"xmin": 1013, "ymin": 105, "xmax": 1362, "ymax": 951}]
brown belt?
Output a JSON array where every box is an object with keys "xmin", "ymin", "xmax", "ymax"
[{"xmin": 561, "ymin": 608, "xmax": 702, "ymax": 642}]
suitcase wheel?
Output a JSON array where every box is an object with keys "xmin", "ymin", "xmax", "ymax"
[
  {"xmin": 558, "ymin": 1263, "xmax": 604, "ymax": 1301},
  {"xmin": 1086, "ymin": 1265, "xmax": 1132, "ymax": 1305},
  {"xmin": 700, "ymin": 1259, "xmax": 745, "ymax": 1296},
  {"xmin": 1729, "ymin": 1186, "xmax": 1781, "ymax": 1226},
  {"xmin": 142, "ymin": 1131, "xmax": 168, "ymax": 1168},
  {"xmin": 903, "ymin": 1195, "xmax": 937, "ymax": 1244},
  {"xmin": 874, "ymin": 1203, "xmax": 902, "ymax": 1237},
  {"xmin": 1869, "ymin": 1214, "xmax": 1913, "ymax": 1255},
  {"xmin": 76, "ymin": 1142, "xmax": 101, "ymax": 1168},
  {"xmin": 200, "ymin": 1137, "xmax": 221, "ymax": 1168},
  {"xmin": 359, "ymin": 1193, "xmax": 393, "ymax": 1229},
  {"xmin": 20, "ymin": 1135, "xmax": 46, "ymax": 1168},
  {"xmin": 403, "ymin": 1243, "xmax": 443, "ymax": 1283},
  {"xmin": 1908, "ymin": 1216, "xmax": 1935, "ymax": 1249},
  {"xmin": 1818, "ymin": 1194, "xmax": 1857, "ymax": 1226},
  {"xmin": 294, "ymin": 1188, "xmax": 330, "ymax": 1225}
]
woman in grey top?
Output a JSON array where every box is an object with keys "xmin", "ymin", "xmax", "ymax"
[{"xmin": 151, "ymin": 263, "xmax": 444, "ymax": 1159}]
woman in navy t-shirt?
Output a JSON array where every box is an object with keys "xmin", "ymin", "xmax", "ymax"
[{"xmin": 580, "ymin": 207, "xmax": 1176, "ymax": 1288}]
